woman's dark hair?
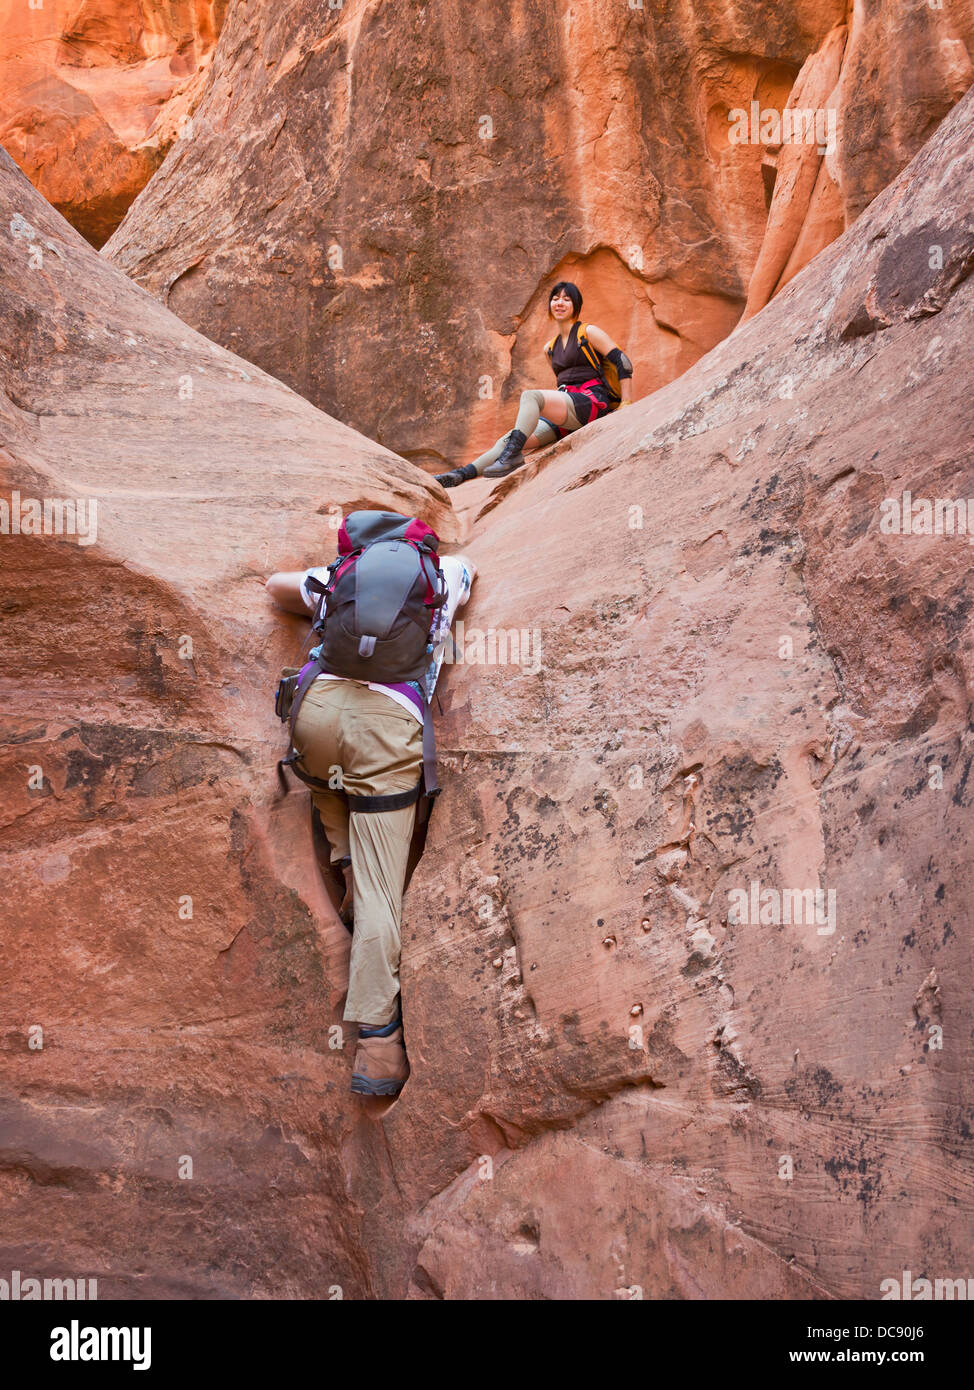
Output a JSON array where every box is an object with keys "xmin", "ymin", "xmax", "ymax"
[{"xmin": 548, "ymin": 281, "xmax": 582, "ymax": 318}]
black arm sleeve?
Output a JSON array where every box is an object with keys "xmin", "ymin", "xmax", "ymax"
[{"xmin": 606, "ymin": 347, "xmax": 633, "ymax": 379}]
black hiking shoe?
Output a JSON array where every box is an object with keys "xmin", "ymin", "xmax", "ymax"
[
  {"xmin": 483, "ymin": 429, "xmax": 527, "ymax": 478},
  {"xmin": 435, "ymin": 463, "xmax": 478, "ymax": 488}
]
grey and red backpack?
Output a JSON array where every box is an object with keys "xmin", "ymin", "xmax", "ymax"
[{"xmin": 276, "ymin": 510, "xmax": 446, "ymax": 808}]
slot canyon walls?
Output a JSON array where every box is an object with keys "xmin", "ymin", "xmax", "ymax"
[
  {"xmin": 0, "ymin": 142, "xmax": 450, "ymax": 1295},
  {"xmin": 0, "ymin": 0, "xmax": 227, "ymax": 246},
  {"xmin": 2, "ymin": 67, "xmax": 972, "ymax": 1294},
  {"xmin": 4, "ymin": 2, "xmax": 971, "ymax": 463},
  {"xmin": 98, "ymin": 0, "xmax": 973, "ymax": 465}
]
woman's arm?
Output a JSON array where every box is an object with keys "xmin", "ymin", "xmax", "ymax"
[
  {"xmin": 586, "ymin": 323, "xmax": 634, "ymax": 404},
  {"xmin": 265, "ymin": 570, "xmax": 312, "ymax": 615}
]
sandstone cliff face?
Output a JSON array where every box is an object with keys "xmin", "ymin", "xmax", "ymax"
[
  {"xmin": 375, "ymin": 91, "xmax": 974, "ymax": 1299},
  {"xmin": 741, "ymin": 0, "xmax": 974, "ymax": 321},
  {"xmin": 0, "ymin": 145, "xmax": 450, "ymax": 1297},
  {"xmin": 2, "ymin": 86, "xmax": 972, "ymax": 1298},
  {"xmin": 103, "ymin": 0, "xmax": 972, "ymax": 467},
  {"xmin": 0, "ymin": 0, "xmax": 227, "ymax": 247}
]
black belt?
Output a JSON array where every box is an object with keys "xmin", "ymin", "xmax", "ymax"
[
  {"xmin": 278, "ymin": 657, "xmax": 440, "ymax": 806},
  {"xmin": 283, "ymin": 756, "xmax": 425, "ymax": 814}
]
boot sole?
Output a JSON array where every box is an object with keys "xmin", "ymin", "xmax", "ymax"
[{"xmin": 351, "ymin": 1074, "xmax": 406, "ymax": 1096}]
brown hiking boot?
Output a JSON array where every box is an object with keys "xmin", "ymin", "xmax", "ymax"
[{"xmin": 351, "ymin": 1019, "xmax": 409, "ymax": 1096}]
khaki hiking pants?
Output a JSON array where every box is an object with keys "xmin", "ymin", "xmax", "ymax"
[{"xmin": 292, "ymin": 678, "xmax": 423, "ymax": 1027}]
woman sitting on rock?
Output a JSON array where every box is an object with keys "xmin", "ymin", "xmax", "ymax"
[{"xmin": 436, "ymin": 280, "xmax": 634, "ymax": 487}]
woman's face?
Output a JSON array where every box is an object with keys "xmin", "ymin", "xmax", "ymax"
[{"xmin": 549, "ymin": 290, "xmax": 576, "ymax": 321}]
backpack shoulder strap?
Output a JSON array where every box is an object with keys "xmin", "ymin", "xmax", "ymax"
[
  {"xmin": 544, "ymin": 334, "xmax": 557, "ymax": 358},
  {"xmin": 578, "ymin": 324, "xmax": 603, "ymax": 374},
  {"xmin": 305, "ymin": 564, "xmax": 339, "ymax": 632}
]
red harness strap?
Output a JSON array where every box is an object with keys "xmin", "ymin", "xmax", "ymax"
[{"xmin": 563, "ymin": 378, "xmax": 609, "ymax": 424}]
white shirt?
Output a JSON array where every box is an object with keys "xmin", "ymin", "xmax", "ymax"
[{"xmin": 299, "ymin": 554, "xmax": 473, "ymax": 721}]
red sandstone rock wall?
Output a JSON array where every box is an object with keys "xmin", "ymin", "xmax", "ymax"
[
  {"xmin": 741, "ymin": 0, "xmax": 974, "ymax": 321},
  {"xmin": 2, "ymin": 86, "xmax": 972, "ymax": 1297},
  {"xmin": 375, "ymin": 91, "xmax": 974, "ymax": 1298},
  {"xmin": 4, "ymin": 2, "xmax": 970, "ymax": 462},
  {"xmin": 102, "ymin": 0, "xmax": 972, "ymax": 468},
  {"xmin": 0, "ymin": 0, "xmax": 227, "ymax": 246},
  {"xmin": 0, "ymin": 143, "xmax": 450, "ymax": 1296}
]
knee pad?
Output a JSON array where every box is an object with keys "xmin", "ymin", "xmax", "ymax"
[{"xmin": 534, "ymin": 417, "xmax": 559, "ymax": 446}]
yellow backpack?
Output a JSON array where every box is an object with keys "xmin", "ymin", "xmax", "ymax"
[{"xmin": 544, "ymin": 323, "xmax": 622, "ymax": 409}]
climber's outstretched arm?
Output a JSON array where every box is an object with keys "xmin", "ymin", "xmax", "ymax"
[
  {"xmin": 267, "ymin": 557, "xmax": 477, "ymax": 613},
  {"xmin": 585, "ymin": 323, "xmax": 634, "ymax": 404},
  {"xmin": 265, "ymin": 570, "xmax": 310, "ymax": 615}
]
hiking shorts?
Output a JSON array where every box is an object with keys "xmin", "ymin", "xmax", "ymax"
[
  {"xmin": 540, "ymin": 378, "xmax": 614, "ymax": 439},
  {"xmin": 564, "ymin": 378, "xmax": 613, "ymax": 425}
]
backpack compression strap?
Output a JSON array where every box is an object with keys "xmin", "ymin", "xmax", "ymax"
[
  {"xmin": 421, "ymin": 700, "xmax": 439, "ymax": 797},
  {"xmin": 276, "ymin": 651, "xmax": 326, "ymax": 793}
]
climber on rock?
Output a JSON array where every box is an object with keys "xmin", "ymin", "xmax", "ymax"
[
  {"xmin": 435, "ymin": 280, "xmax": 634, "ymax": 487},
  {"xmin": 267, "ymin": 512, "xmax": 476, "ymax": 1098}
]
